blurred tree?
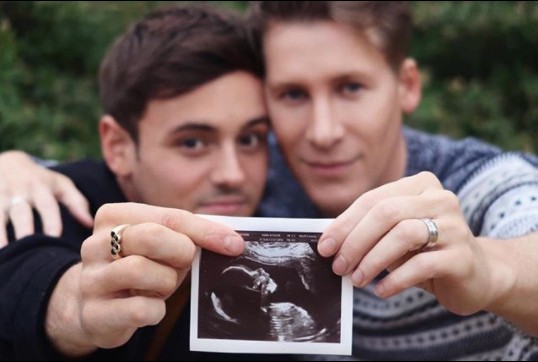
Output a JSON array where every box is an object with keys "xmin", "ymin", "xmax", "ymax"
[
  {"xmin": 0, "ymin": 1, "xmax": 247, "ymax": 160},
  {"xmin": 410, "ymin": 1, "xmax": 538, "ymax": 152},
  {"xmin": 0, "ymin": 1, "xmax": 537, "ymax": 160}
]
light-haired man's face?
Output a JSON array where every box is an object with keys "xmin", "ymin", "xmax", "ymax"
[
  {"xmin": 264, "ymin": 21, "xmax": 419, "ymax": 217},
  {"xmin": 112, "ymin": 71, "xmax": 269, "ymax": 216}
]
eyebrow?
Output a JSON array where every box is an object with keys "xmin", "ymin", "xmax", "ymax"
[
  {"xmin": 244, "ymin": 116, "xmax": 270, "ymax": 129},
  {"xmin": 170, "ymin": 116, "xmax": 270, "ymax": 134},
  {"xmin": 171, "ymin": 123, "xmax": 216, "ymax": 133},
  {"xmin": 269, "ymin": 71, "xmax": 369, "ymax": 89}
]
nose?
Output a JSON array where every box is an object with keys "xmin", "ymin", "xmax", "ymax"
[
  {"xmin": 305, "ymin": 97, "xmax": 344, "ymax": 149},
  {"xmin": 210, "ymin": 143, "xmax": 246, "ymax": 188}
]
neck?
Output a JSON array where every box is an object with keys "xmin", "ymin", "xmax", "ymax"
[
  {"xmin": 115, "ymin": 174, "xmax": 138, "ymax": 203},
  {"xmin": 383, "ymin": 129, "xmax": 407, "ymax": 183}
]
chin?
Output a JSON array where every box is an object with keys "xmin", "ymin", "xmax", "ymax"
[
  {"xmin": 312, "ymin": 198, "xmax": 347, "ymax": 218},
  {"xmin": 308, "ymin": 187, "xmax": 356, "ymax": 217},
  {"xmin": 235, "ymin": 209, "xmax": 255, "ymax": 217}
]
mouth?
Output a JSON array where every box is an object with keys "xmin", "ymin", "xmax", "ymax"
[
  {"xmin": 301, "ymin": 155, "xmax": 361, "ymax": 177},
  {"xmin": 198, "ymin": 198, "xmax": 249, "ymax": 216}
]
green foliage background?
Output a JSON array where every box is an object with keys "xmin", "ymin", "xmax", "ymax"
[{"xmin": 1, "ymin": 1, "xmax": 537, "ymax": 160}]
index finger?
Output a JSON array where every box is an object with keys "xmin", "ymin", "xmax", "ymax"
[
  {"xmin": 54, "ymin": 175, "xmax": 94, "ymax": 228},
  {"xmin": 94, "ymin": 203, "xmax": 244, "ymax": 256}
]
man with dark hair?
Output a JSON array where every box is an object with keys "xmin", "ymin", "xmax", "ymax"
[{"xmin": 0, "ymin": 4, "xmax": 277, "ymax": 360}]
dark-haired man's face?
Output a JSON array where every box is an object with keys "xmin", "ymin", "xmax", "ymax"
[{"xmin": 111, "ymin": 71, "xmax": 269, "ymax": 216}]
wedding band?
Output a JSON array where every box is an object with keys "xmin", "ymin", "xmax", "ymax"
[
  {"xmin": 420, "ymin": 218, "xmax": 439, "ymax": 249},
  {"xmin": 111, "ymin": 224, "xmax": 130, "ymax": 260}
]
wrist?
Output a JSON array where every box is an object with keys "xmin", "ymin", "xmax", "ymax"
[
  {"xmin": 45, "ymin": 263, "xmax": 96, "ymax": 357},
  {"xmin": 478, "ymin": 237, "xmax": 517, "ymax": 313},
  {"xmin": 477, "ymin": 238, "xmax": 517, "ymax": 314}
]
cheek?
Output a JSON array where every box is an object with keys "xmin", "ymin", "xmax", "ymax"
[
  {"xmin": 162, "ymin": 161, "xmax": 208, "ymax": 191},
  {"xmin": 372, "ymin": 106, "xmax": 401, "ymax": 144},
  {"xmin": 245, "ymin": 155, "xmax": 269, "ymax": 187},
  {"xmin": 273, "ymin": 121, "xmax": 303, "ymax": 153},
  {"xmin": 268, "ymin": 103, "xmax": 305, "ymax": 149},
  {"xmin": 353, "ymin": 99, "xmax": 399, "ymax": 139}
]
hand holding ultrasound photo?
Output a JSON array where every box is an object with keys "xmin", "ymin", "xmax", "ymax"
[{"xmin": 190, "ymin": 216, "xmax": 352, "ymax": 355}]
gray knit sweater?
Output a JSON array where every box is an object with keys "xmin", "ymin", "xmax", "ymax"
[{"xmin": 259, "ymin": 127, "xmax": 538, "ymax": 360}]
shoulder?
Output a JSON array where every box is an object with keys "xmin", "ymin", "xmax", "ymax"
[
  {"xmin": 405, "ymin": 127, "xmax": 505, "ymax": 192},
  {"xmin": 51, "ymin": 159, "xmax": 108, "ymax": 181},
  {"xmin": 51, "ymin": 159, "xmax": 126, "ymax": 214}
]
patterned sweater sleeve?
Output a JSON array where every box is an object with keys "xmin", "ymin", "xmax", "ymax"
[
  {"xmin": 404, "ymin": 126, "xmax": 538, "ymax": 237},
  {"xmin": 458, "ymin": 153, "xmax": 538, "ymax": 238}
]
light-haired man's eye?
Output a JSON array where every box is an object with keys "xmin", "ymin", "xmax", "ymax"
[
  {"xmin": 281, "ymin": 88, "xmax": 307, "ymax": 102},
  {"xmin": 340, "ymin": 82, "xmax": 363, "ymax": 96}
]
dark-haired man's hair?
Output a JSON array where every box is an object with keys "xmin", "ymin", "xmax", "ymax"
[{"xmin": 100, "ymin": 4, "xmax": 263, "ymax": 142}]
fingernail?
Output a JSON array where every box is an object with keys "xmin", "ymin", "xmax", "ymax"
[
  {"xmin": 318, "ymin": 237, "xmax": 336, "ymax": 256},
  {"xmin": 375, "ymin": 283, "xmax": 387, "ymax": 298},
  {"xmin": 333, "ymin": 255, "xmax": 348, "ymax": 275},
  {"xmin": 351, "ymin": 268, "xmax": 364, "ymax": 287},
  {"xmin": 224, "ymin": 235, "xmax": 244, "ymax": 255}
]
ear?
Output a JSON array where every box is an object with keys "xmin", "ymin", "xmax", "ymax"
[
  {"xmin": 398, "ymin": 58, "xmax": 422, "ymax": 115},
  {"xmin": 99, "ymin": 115, "xmax": 136, "ymax": 177}
]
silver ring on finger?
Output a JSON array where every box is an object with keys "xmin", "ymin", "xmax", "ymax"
[{"xmin": 419, "ymin": 218, "xmax": 439, "ymax": 249}]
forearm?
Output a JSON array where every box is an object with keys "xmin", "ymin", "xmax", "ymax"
[
  {"xmin": 46, "ymin": 263, "xmax": 97, "ymax": 357},
  {"xmin": 481, "ymin": 233, "xmax": 538, "ymax": 336}
]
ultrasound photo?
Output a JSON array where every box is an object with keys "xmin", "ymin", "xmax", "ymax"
[{"xmin": 190, "ymin": 216, "xmax": 352, "ymax": 355}]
